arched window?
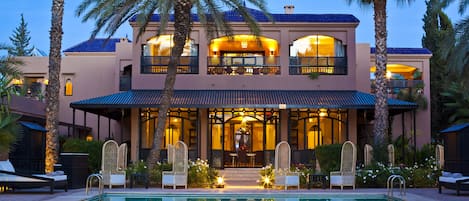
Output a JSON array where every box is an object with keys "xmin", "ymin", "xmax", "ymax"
[
  {"xmin": 289, "ymin": 35, "xmax": 347, "ymax": 75},
  {"xmin": 64, "ymin": 78, "xmax": 73, "ymax": 96}
]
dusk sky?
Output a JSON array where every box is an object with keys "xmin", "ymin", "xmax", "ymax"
[{"xmin": 0, "ymin": 0, "xmax": 464, "ymax": 53}]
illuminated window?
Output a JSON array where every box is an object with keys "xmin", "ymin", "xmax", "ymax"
[{"xmin": 64, "ymin": 78, "xmax": 73, "ymax": 96}]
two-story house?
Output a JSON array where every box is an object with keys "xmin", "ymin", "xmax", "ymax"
[{"xmin": 17, "ymin": 6, "xmax": 431, "ymax": 169}]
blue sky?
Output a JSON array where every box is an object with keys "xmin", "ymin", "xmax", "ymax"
[{"xmin": 0, "ymin": 0, "xmax": 464, "ymax": 53}]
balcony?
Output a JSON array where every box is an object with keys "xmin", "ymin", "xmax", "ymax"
[
  {"xmin": 207, "ymin": 56, "xmax": 280, "ymax": 75},
  {"xmin": 119, "ymin": 75, "xmax": 131, "ymax": 91},
  {"xmin": 141, "ymin": 56, "xmax": 199, "ymax": 74},
  {"xmin": 371, "ymin": 79, "xmax": 424, "ymax": 94},
  {"xmin": 289, "ymin": 56, "xmax": 347, "ymax": 75}
]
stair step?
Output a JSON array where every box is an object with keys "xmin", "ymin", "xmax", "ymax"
[{"xmin": 218, "ymin": 168, "xmax": 262, "ymax": 182}]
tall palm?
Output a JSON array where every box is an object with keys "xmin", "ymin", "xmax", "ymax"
[
  {"xmin": 76, "ymin": 0, "xmax": 270, "ymax": 168},
  {"xmin": 0, "ymin": 44, "xmax": 23, "ymax": 160},
  {"xmin": 346, "ymin": 0, "xmax": 414, "ymax": 147},
  {"xmin": 45, "ymin": 0, "xmax": 64, "ymax": 173},
  {"xmin": 440, "ymin": 0, "xmax": 469, "ymax": 78}
]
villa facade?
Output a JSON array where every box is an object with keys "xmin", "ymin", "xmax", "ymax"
[{"xmin": 16, "ymin": 7, "xmax": 431, "ymax": 168}]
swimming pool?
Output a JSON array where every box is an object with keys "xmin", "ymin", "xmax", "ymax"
[{"xmin": 86, "ymin": 193, "xmax": 402, "ymax": 201}]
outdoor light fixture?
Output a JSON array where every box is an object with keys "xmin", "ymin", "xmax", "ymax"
[
  {"xmin": 213, "ymin": 50, "xmax": 217, "ymax": 56},
  {"xmin": 270, "ymin": 50, "xmax": 274, "ymax": 56},
  {"xmin": 86, "ymin": 134, "xmax": 93, "ymax": 141},
  {"xmin": 215, "ymin": 176, "xmax": 224, "ymax": 188},
  {"xmin": 262, "ymin": 175, "xmax": 272, "ymax": 188}
]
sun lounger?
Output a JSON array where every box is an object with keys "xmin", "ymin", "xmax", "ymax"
[
  {"xmin": 438, "ymin": 171, "xmax": 469, "ymax": 196},
  {"xmin": 0, "ymin": 160, "xmax": 68, "ymax": 194}
]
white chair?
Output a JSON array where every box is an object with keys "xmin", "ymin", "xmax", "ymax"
[
  {"xmin": 364, "ymin": 144, "xmax": 373, "ymax": 166},
  {"xmin": 436, "ymin": 144, "xmax": 444, "ymax": 169},
  {"xmin": 274, "ymin": 141, "xmax": 299, "ymax": 190},
  {"xmin": 167, "ymin": 144, "xmax": 174, "ymax": 164},
  {"xmin": 101, "ymin": 140, "xmax": 126, "ymax": 189},
  {"xmin": 330, "ymin": 141, "xmax": 357, "ymax": 190},
  {"xmin": 388, "ymin": 144, "xmax": 395, "ymax": 167},
  {"xmin": 117, "ymin": 143, "xmax": 128, "ymax": 171},
  {"xmin": 162, "ymin": 141, "xmax": 188, "ymax": 189}
]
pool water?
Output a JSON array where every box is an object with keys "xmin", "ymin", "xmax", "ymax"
[{"xmin": 87, "ymin": 193, "xmax": 402, "ymax": 201}]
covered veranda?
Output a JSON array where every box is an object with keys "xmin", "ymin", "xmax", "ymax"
[{"xmin": 70, "ymin": 90, "xmax": 417, "ymax": 167}]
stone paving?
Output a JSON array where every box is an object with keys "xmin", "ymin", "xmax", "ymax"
[{"xmin": 0, "ymin": 185, "xmax": 468, "ymax": 201}]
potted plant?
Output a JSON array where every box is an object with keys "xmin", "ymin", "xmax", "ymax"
[{"xmin": 236, "ymin": 66, "xmax": 246, "ymax": 75}]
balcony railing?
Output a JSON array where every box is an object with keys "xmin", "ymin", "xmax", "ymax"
[
  {"xmin": 119, "ymin": 75, "xmax": 131, "ymax": 91},
  {"xmin": 141, "ymin": 56, "xmax": 199, "ymax": 74},
  {"xmin": 289, "ymin": 56, "xmax": 347, "ymax": 75},
  {"xmin": 371, "ymin": 79, "xmax": 424, "ymax": 94},
  {"xmin": 207, "ymin": 56, "xmax": 280, "ymax": 75}
]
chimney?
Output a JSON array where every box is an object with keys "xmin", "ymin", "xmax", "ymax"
[{"xmin": 284, "ymin": 5, "xmax": 294, "ymax": 14}]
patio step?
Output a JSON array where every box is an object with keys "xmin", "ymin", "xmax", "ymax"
[{"xmin": 218, "ymin": 168, "xmax": 261, "ymax": 186}]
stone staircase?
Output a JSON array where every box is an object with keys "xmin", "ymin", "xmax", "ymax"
[{"xmin": 218, "ymin": 168, "xmax": 261, "ymax": 188}]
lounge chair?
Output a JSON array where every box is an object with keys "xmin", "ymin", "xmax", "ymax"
[
  {"xmin": 330, "ymin": 141, "xmax": 357, "ymax": 190},
  {"xmin": 101, "ymin": 140, "xmax": 126, "ymax": 189},
  {"xmin": 0, "ymin": 160, "xmax": 68, "ymax": 194},
  {"xmin": 438, "ymin": 171, "xmax": 469, "ymax": 196},
  {"xmin": 274, "ymin": 141, "xmax": 299, "ymax": 190},
  {"xmin": 162, "ymin": 141, "xmax": 188, "ymax": 189}
]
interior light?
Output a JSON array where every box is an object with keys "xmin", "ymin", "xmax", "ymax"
[{"xmin": 386, "ymin": 71, "xmax": 392, "ymax": 79}]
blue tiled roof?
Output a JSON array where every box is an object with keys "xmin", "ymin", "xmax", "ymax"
[
  {"xmin": 370, "ymin": 47, "xmax": 432, "ymax": 54},
  {"xmin": 19, "ymin": 121, "xmax": 47, "ymax": 132},
  {"xmin": 63, "ymin": 38, "xmax": 127, "ymax": 52},
  {"xmin": 131, "ymin": 8, "xmax": 359, "ymax": 23},
  {"xmin": 71, "ymin": 90, "xmax": 416, "ymax": 110},
  {"xmin": 440, "ymin": 123, "xmax": 469, "ymax": 133}
]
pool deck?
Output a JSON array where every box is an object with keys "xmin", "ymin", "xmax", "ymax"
[{"xmin": 1, "ymin": 185, "xmax": 468, "ymax": 201}]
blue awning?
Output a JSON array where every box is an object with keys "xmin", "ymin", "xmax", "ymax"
[
  {"xmin": 19, "ymin": 121, "xmax": 47, "ymax": 132},
  {"xmin": 440, "ymin": 123, "xmax": 469, "ymax": 133},
  {"xmin": 71, "ymin": 89, "xmax": 417, "ymax": 110}
]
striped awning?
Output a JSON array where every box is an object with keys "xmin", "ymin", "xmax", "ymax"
[{"xmin": 71, "ymin": 90, "xmax": 416, "ymax": 119}]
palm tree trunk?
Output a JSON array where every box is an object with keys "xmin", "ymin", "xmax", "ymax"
[
  {"xmin": 373, "ymin": 0, "xmax": 389, "ymax": 147},
  {"xmin": 45, "ymin": 0, "xmax": 64, "ymax": 173},
  {"xmin": 147, "ymin": 0, "xmax": 192, "ymax": 169}
]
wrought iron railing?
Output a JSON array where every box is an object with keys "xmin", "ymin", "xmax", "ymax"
[
  {"xmin": 371, "ymin": 80, "xmax": 424, "ymax": 94},
  {"xmin": 119, "ymin": 75, "xmax": 131, "ymax": 91},
  {"xmin": 141, "ymin": 56, "xmax": 199, "ymax": 74},
  {"xmin": 288, "ymin": 56, "xmax": 347, "ymax": 75},
  {"xmin": 207, "ymin": 56, "xmax": 280, "ymax": 75}
]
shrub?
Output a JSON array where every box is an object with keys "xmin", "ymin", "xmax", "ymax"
[
  {"xmin": 147, "ymin": 161, "xmax": 171, "ymax": 186},
  {"xmin": 188, "ymin": 159, "xmax": 218, "ymax": 188},
  {"xmin": 315, "ymin": 143, "xmax": 342, "ymax": 174},
  {"xmin": 62, "ymin": 138, "xmax": 103, "ymax": 173}
]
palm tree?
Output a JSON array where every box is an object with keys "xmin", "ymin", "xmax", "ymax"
[
  {"xmin": 346, "ymin": 0, "xmax": 414, "ymax": 147},
  {"xmin": 440, "ymin": 0, "xmax": 469, "ymax": 78},
  {"xmin": 441, "ymin": 81, "xmax": 469, "ymax": 124},
  {"xmin": 0, "ymin": 44, "xmax": 23, "ymax": 161},
  {"xmin": 45, "ymin": 0, "xmax": 64, "ymax": 173},
  {"xmin": 76, "ymin": 0, "xmax": 270, "ymax": 168}
]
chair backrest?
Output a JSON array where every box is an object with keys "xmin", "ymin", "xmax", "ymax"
[
  {"xmin": 117, "ymin": 143, "xmax": 128, "ymax": 171},
  {"xmin": 275, "ymin": 141, "xmax": 291, "ymax": 171},
  {"xmin": 436, "ymin": 144, "xmax": 444, "ymax": 169},
  {"xmin": 102, "ymin": 140, "xmax": 119, "ymax": 174},
  {"xmin": 364, "ymin": 144, "xmax": 373, "ymax": 166},
  {"xmin": 167, "ymin": 144, "xmax": 174, "ymax": 164},
  {"xmin": 388, "ymin": 144, "xmax": 395, "ymax": 167},
  {"xmin": 173, "ymin": 141, "xmax": 188, "ymax": 173},
  {"xmin": 340, "ymin": 141, "xmax": 357, "ymax": 173}
]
